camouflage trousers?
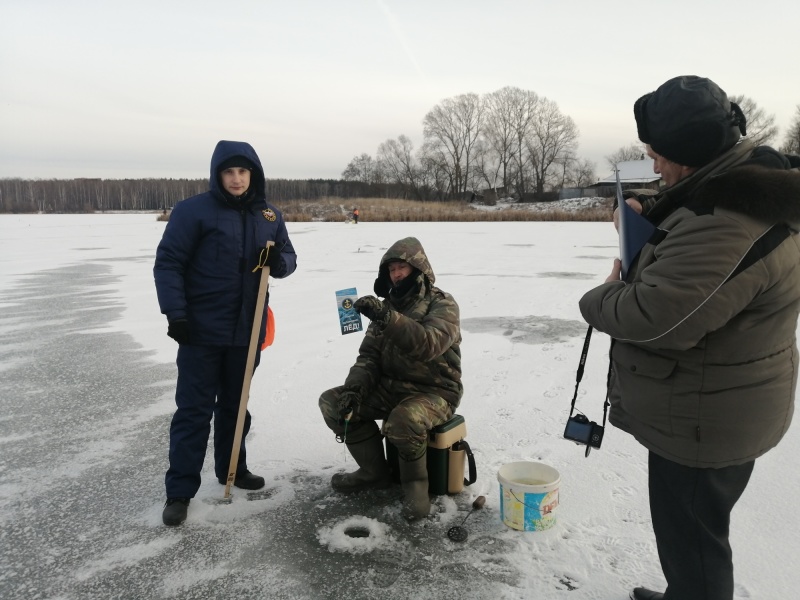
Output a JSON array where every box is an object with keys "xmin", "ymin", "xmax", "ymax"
[{"xmin": 319, "ymin": 383, "xmax": 452, "ymax": 460}]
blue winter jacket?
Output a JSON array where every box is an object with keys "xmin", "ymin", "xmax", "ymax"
[{"xmin": 154, "ymin": 140, "xmax": 297, "ymax": 347}]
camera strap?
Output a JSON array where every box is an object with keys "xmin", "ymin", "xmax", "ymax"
[
  {"xmin": 567, "ymin": 326, "xmax": 592, "ymax": 417},
  {"xmin": 568, "ymin": 326, "xmax": 611, "ymax": 428}
]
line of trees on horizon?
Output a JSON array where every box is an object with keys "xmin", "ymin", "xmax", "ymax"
[
  {"xmin": 0, "ymin": 176, "xmax": 431, "ymax": 214},
  {"xmin": 343, "ymin": 86, "xmax": 595, "ymax": 202},
  {"xmin": 2, "ymin": 95, "xmax": 797, "ymax": 214},
  {"xmin": 343, "ymin": 90, "xmax": 800, "ymax": 201}
]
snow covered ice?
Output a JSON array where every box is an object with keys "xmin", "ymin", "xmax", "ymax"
[{"xmin": 1, "ymin": 213, "xmax": 798, "ymax": 599}]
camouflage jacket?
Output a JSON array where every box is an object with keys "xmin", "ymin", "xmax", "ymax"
[{"xmin": 345, "ymin": 237, "xmax": 463, "ymax": 408}]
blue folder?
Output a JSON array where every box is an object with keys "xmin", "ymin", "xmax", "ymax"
[{"xmin": 617, "ymin": 168, "xmax": 655, "ymax": 279}]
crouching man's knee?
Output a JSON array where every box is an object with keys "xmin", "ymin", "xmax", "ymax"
[
  {"xmin": 319, "ymin": 388, "xmax": 341, "ymax": 431},
  {"xmin": 384, "ymin": 408, "xmax": 428, "ymax": 460}
]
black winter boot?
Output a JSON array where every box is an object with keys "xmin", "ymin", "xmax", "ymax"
[
  {"xmin": 218, "ymin": 470, "xmax": 265, "ymax": 490},
  {"xmin": 162, "ymin": 498, "xmax": 190, "ymax": 526},
  {"xmin": 630, "ymin": 588, "xmax": 664, "ymax": 600},
  {"xmin": 331, "ymin": 434, "xmax": 392, "ymax": 493},
  {"xmin": 398, "ymin": 451, "xmax": 431, "ymax": 521}
]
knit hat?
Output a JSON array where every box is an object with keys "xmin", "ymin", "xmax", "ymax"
[
  {"xmin": 217, "ymin": 156, "xmax": 256, "ymax": 172},
  {"xmin": 215, "ymin": 155, "xmax": 256, "ymax": 204},
  {"xmin": 634, "ymin": 76, "xmax": 747, "ymax": 167}
]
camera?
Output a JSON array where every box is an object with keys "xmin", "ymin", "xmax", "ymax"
[{"xmin": 564, "ymin": 413, "xmax": 604, "ymax": 456}]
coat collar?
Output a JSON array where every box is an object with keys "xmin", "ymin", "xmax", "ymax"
[{"xmin": 647, "ymin": 140, "xmax": 800, "ymax": 227}]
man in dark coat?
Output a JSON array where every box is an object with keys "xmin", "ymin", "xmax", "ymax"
[
  {"xmin": 154, "ymin": 140, "xmax": 297, "ymax": 526},
  {"xmin": 319, "ymin": 237, "xmax": 462, "ymax": 520},
  {"xmin": 580, "ymin": 76, "xmax": 800, "ymax": 600}
]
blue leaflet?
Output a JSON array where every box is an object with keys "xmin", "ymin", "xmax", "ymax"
[{"xmin": 335, "ymin": 288, "xmax": 363, "ymax": 335}]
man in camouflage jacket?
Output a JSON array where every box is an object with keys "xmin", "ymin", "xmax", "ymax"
[{"xmin": 319, "ymin": 237, "xmax": 462, "ymax": 519}]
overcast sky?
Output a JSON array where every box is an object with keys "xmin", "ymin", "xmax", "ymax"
[{"xmin": 2, "ymin": 0, "xmax": 798, "ymax": 182}]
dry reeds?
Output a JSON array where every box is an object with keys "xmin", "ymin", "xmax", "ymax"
[
  {"xmin": 156, "ymin": 197, "xmax": 612, "ymax": 223},
  {"xmin": 274, "ymin": 197, "xmax": 612, "ymax": 223}
]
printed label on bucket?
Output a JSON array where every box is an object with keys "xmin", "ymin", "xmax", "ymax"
[{"xmin": 499, "ymin": 485, "xmax": 559, "ymax": 531}]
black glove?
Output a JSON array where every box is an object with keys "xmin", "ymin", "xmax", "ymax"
[
  {"xmin": 167, "ymin": 319, "xmax": 190, "ymax": 345},
  {"xmin": 260, "ymin": 244, "xmax": 282, "ymax": 271},
  {"xmin": 354, "ymin": 295, "xmax": 389, "ymax": 325},
  {"xmin": 337, "ymin": 389, "xmax": 361, "ymax": 423}
]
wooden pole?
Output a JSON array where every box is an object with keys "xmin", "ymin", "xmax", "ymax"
[{"xmin": 223, "ymin": 242, "xmax": 274, "ymax": 500}]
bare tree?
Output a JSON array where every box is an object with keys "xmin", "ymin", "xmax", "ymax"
[
  {"xmin": 524, "ymin": 98, "xmax": 579, "ymax": 197},
  {"xmin": 470, "ymin": 137, "xmax": 500, "ymax": 193},
  {"xmin": 729, "ymin": 94, "xmax": 779, "ymax": 147},
  {"xmin": 422, "ymin": 93, "xmax": 485, "ymax": 199},
  {"xmin": 417, "ymin": 146, "xmax": 448, "ymax": 200},
  {"xmin": 563, "ymin": 157, "xmax": 597, "ymax": 188},
  {"xmin": 781, "ymin": 104, "xmax": 800, "ymax": 155},
  {"xmin": 25, "ymin": 181, "xmax": 43, "ymax": 213},
  {"xmin": 479, "ymin": 87, "xmax": 537, "ymax": 196},
  {"xmin": 377, "ymin": 135, "xmax": 426, "ymax": 200},
  {"xmin": 93, "ymin": 180, "xmax": 108, "ymax": 211},
  {"xmin": 605, "ymin": 142, "xmax": 646, "ymax": 169},
  {"xmin": 342, "ymin": 153, "xmax": 377, "ymax": 184},
  {"xmin": 509, "ymin": 89, "xmax": 540, "ymax": 198}
]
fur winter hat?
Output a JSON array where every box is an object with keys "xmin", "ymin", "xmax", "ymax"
[{"xmin": 634, "ymin": 76, "xmax": 747, "ymax": 167}]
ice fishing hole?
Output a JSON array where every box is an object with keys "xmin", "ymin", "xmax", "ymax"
[
  {"xmin": 344, "ymin": 526, "xmax": 371, "ymax": 538},
  {"xmin": 318, "ymin": 516, "xmax": 394, "ymax": 553}
]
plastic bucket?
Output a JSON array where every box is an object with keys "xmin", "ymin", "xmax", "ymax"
[{"xmin": 497, "ymin": 461, "xmax": 560, "ymax": 531}]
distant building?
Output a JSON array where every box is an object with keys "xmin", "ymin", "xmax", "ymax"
[
  {"xmin": 595, "ymin": 159, "xmax": 660, "ymax": 188},
  {"xmin": 560, "ymin": 159, "xmax": 660, "ymax": 200},
  {"xmin": 475, "ymin": 186, "xmax": 511, "ymax": 205}
]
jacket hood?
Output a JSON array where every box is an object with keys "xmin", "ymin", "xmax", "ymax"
[
  {"xmin": 378, "ymin": 237, "xmax": 434, "ymax": 281},
  {"xmin": 373, "ymin": 237, "xmax": 435, "ymax": 297},
  {"xmin": 702, "ymin": 146, "xmax": 800, "ymax": 226},
  {"xmin": 209, "ymin": 140, "xmax": 266, "ymax": 202},
  {"xmin": 647, "ymin": 140, "xmax": 800, "ymax": 227}
]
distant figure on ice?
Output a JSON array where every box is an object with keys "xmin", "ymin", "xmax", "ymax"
[
  {"xmin": 154, "ymin": 140, "xmax": 297, "ymax": 526},
  {"xmin": 580, "ymin": 76, "xmax": 800, "ymax": 600},
  {"xmin": 352, "ymin": 207, "xmax": 359, "ymax": 224},
  {"xmin": 319, "ymin": 237, "xmax": 462, "ymax": 520}
]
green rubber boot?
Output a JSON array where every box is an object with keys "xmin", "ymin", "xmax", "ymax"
[
  {"xmin": 331, "ymin": 434, "xmax": 392, "ymax": 493},
  {"xmin": 398, "ymin": 451, "xmax": 431, "ymax": 520}
]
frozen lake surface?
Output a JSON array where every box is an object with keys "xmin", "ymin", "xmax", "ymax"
[{"xmin": 1, "ymin": 214, "xmax": 798, "ymax": 599}]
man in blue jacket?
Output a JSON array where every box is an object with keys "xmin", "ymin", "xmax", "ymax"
[{"xmin": 154, "ymin": 140, "xmax": 297, "ymax": 526}]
